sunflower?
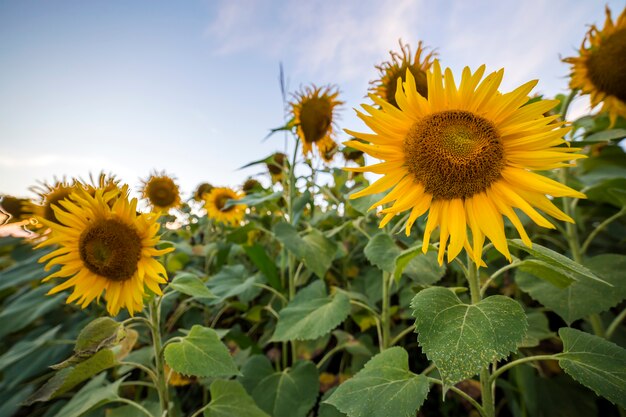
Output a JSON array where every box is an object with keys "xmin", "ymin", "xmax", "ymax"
[
  {"xmin": 29, "ymin": 180, "xmax": 82, "ymax": 225},
  {"xmin": 346, "ymin": 61, "xmax": 586, "ymax": 265},
  {"xmin": 204, "ymin": 187, "xmax": 246, "ymax": 225},
  {"xmin": 193, "ymin": 182, "xmax": 214, "ymax": 202},
  {"xmin": 291, "ymin": 85, "xmax": 343, "ymax": 160},
  {"xmin": 0, "ymin": 195, "xmax": 30, "ymax": 224},
  {"xmin": 267, "ymin": 152, "xmax": 287, "ymax": 182},
  {"xmin": 242, "ymin": 178, "xmax": 262, "ymax": 195},
  {"xmin": 370, "ymin": 40, "xmax": 436, "ymax": 107},
  {"xmin": 564, "ymin": 6, "xmax": 626, "ymax": 126},
  {"xmin": 36, "ymin": 186, "xmax": 173, "ymax": 316},
  {"xmin": 83, "ymin": 172, "xmax": 120, "ymax": 197},
  {"xmin": 141, "ymin": 172, "xmax": 181, "ymax": 212}
]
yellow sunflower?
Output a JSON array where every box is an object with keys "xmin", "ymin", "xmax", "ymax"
[
  {"xmin": 267, "ymin": 152, "xmax": 287, "ymax": 182},
  {"xmin": 83, "ymin": 172, "xmax": 120, "ymax": 197},
  {"xmin": 564, "ymin": 6, "xmax": 626, "ymax": 126},
  {"xmin": 29, "ymin": 180, "xmax": 82, "ymax": 225},
  {"xmin": 193, "ymin": 182, "xmax": 214, "ymax": 202},
  {"xmin": 371, "ymin": 40, "xmax": 436, "ymax": 107},
  {"xmin": 140, "ymin": 172, "xmax": 181, "ymax": 212},
  {"xmin": 36, "ymin": 186, "xmax": 173, "ymax": 316},
  {"xmin": 291, "ymin": 85, "xmax": 343, "ymax": 160},
  {"xmin": 204, "ymin": 187, "xmax": 246, "ymax": 225},
  {"xmin": 346, "ymin": 61, "xmax": 586, "ymax": 265}
]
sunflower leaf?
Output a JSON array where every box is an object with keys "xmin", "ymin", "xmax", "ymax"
[
  {"xmin": 364, "ymin": 233, "xmax": 400, "ymax": 273},
  {"xmin": 203, "ymin": 379, "xmax": 270, "ymax": 417},
  {"xmin": 170, "ymin": 272, "xmax": 216, "ymax": 299},
  {"xmin": 74, "ymin": 317, "xmax": 125, "ymax": 355},
  {"xmin": 274, "ymin": 222, "xmax": 337, "ymax": 278},
  {"xmin": 164, "ymin": 325, "xmax": 239, "ymax": 378},
  {"xmin": 508, "ymin": 239, "xmax": 608, "ymax": 285},
  {"xmin": 516, "ymin": 254, "xmax": 626, "ymax": 324},
  {"xmin": 324, "ymin": 347, "xmax": 429, "ymax": 417},
  {"xmin": 558, "ymin": 328, "xmax": 626, "ymax": 408},
  {"xmin": 411, "ymin": 287, "xmax": 527, "ymax": 386},
  {"xmin": 239, "ymin": 355, "xmax": 319, "ymax": 417},
  {"xmin": 272, "ymin": 280, "xmax": 350, "ymax": 341}
]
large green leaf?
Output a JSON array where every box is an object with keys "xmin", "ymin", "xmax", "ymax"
[
  {"xmin": 508, "ymin": 239, "xmax": 605, "ymax": 284},
  {"xmin": 393, "ymin": 246, "xmax": 446, "ymax": 284},
  {"xmin": 558, "ymin": 328, "xmax": 626, "ymax": 408},
  {"xmin": 364, "ymin": 233, "xmax": 400, "ymax": 273},
  {"xmin": 240, "ymin": 355, "xmax": 319, "ymax": 417},
  {"xmin": 207, "ymin": 265, "xmax": 262, "ymax": 303},
  {"xmin": 27, "ymin": 349, "xmax": 118, "ymax": 403},
  {"xmin": 0, "ymin": 285, "xmax": 65, "ymax": 339},
  {"xmin": 243, "ymin": 244, "xmax": 281, "ymax": 290},
  {"xmin": 50, "ymin": 373, "xmax": 122, "ymax": 417},
  {"xmin": 0, "ymin": 326, "xmax": 60, "ymax": 369},
  {"xmin": 272, "ymin": 280, "xmax": 350, "ymax": 341},
  {"xmin": 585, "ymin": 178, "xmax": 626, "ymax": 207},
  {"xmin": 411, "ymin": 287, "xmax": 527, "ymax": 385},
  {"xmin": 0, "ymin": 252, "xmax": 49, "ymax": 291},
  {"xmin": 516, "ymin": 259, "xmax": 575, "ymax": 288},
  {"xmin": 170, "ymin": 272, "xmax": 216, "ymax": 299},
  {"xmin": 164, "ymin": 325, "xmax": 239, "ymax": 377},
  {"xmin": 324, "ymin": 347, "xmax": 429, "ymax": 417},
  {"xmin": 203, "ymin": 379, "xmax": 270, "ymax": 417},
  {"xmin": 274, "ymin": 222, "xmax": 336, "ymax": 278},
  {"xmin": 516, "ymin": 254, "xmax": 626, "ymax": 324}
]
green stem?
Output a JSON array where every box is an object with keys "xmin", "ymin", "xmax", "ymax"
[
  {"xmin": 149, "ymin": 299, "xmax": 170, "ymax": 416},
  {"xmin": 427, "ymin": 378, "xmax": 487, "ymax": 417},
  {"xmin": 606, "ymin": 307, "xmax": 626, "ymax": 340},
  {"xmin": 580, "ymin": 207, "xmax": 626, "ymax": 255},
  {"xmin": 388, "ymin": 212, "xmax": 410, "ymax": 235},
  {"xmin": 115, "ymin": 398, "xmax": 156, "ymax": 417},
  {"xmin": 254, "ymin": 283, "xmax": 288, "ymax": 304},
  {"xmin": 380, "ymin": 272, "xmax": 391, "ymax": 350},
  {"xmin": 488, "ymin": 354, "xmax": 560, "ymax": 383},
  {"xmin": 589, "ymin": 314, "xmax": 606, "ymax": 338},
  {"xmin": 316, "ymin": 343, "xmax": 348, "ymax": 369},
  {"xmin": 119, "ymin": 361, "xmax": 159, "ymax": 386},
  {"xmin": 467, "ymin": 256, "xmax": 494, "ymax": 417},
  {"xmin": 389, "ymin": 324, "xmax": 416, "ymax": 347},
  {"xmin": 480, "ymin": 260, "xmax": 521, "ymax": 297}
]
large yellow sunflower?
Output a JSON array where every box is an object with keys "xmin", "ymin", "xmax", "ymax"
[
  {"xmin": 564, "ymin": 6, "xmax": 626, "ymax": 126},
  {"xmin": 370, "ymin": 40, "xmax": 436, "ymax": 107},
  {"xmin": 204, "ymin": 187, "xmax": 246, "ymax": 225},
  {"xmin": 140, "ymin": 172, "xmax": 181, "ymax": 212},
  {"xmin": 36, "ymin": 186, "xmax": 173, "ymax": 316},
  {"xmin": 291, "ymin": 85, "xmax": 343, "ymax": 160},
  {"xmin": 346, "ymin": 61, "xmax": 586, "ymax": 265}
]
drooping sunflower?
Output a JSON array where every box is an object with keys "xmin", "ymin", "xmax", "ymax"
[
  {"xmin": 291, "ymin": 85, "xmax": 343, "ymax": 160},
  {"xmin": 204, "ymin": 187, "xmax": 246, "ymax": 225},
  {"xmin": 29, "ymin": 180, "xmax": 82, "ymax": 225},
  {"xmin": 193, "ymin": 182, "xmax": 214, "ymax": 202},
  {"xmin": 564, "ymin": 6, "xmax": 626, "ymax": 126},
  {"xmin": 36, "ymin": 186, "xmax": 173, "ymax": 316},
  {"xmin": 266, "ymin": 152, "xmax": 287, "ymax": 182},
  {"xmin": 242, "ymin": 178, "xmax": 262, "ymax": 195},
  {"xmin": 370, "ymin": 40, "xmax": 436, "ymax": 107},
  {"xmin": 140, "ymin": 172, "xmax": 181, "ymax": 212},
  {"xmin": 346, "ymin": 61, "xmax": 586, "ymax": 265}
]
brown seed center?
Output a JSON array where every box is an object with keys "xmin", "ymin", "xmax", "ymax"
[
  {"xmin": 79, "ymin": 218, "xmax": 142, "ymax": 281},
  {"xmin": 299, "ymin": 97, "xmax": 332, "ymax": 143},
  {"xmin": 146, "ymin": 179, "xmax": 178, "ymax": 208},
  {"xmin": 403, "ymin": 110, "xmax": 505, "ymax": 200},
  {"xmin": 586, "ymin": 28, "xmax": 626, "ymax": 102}
]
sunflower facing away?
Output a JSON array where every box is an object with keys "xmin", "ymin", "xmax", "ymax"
[
  {"xmin": 291, "ymin": 85, "xmax": 343, "ymax": 160},
  {"xmin": 204, "ymin": 187, "xmax": 246, "ymax": 225},
  {"xmin": 36, "ymin": 186, "xmax": 173, "ymax": 316},
  {"xmin": 346, "ymin": 61, "xmax": 586, "ymax": 265},
  {"xmin": 29, "ymin": 180, "xmax": 82, "ymax": 225},
  {"xmin": 141, "ymin": 172, "xmax": 181, "ymax": 212},
  {"xmin": 564, "ymin": 6, "xmax": 626, "ymax": 126},
  {"xmin": 193, "ymin": 182, "xmax": 214, "ymax": 202},
  {"xmin": 370, "ymin": 40, "xmax": 436, "ymax": 107}
]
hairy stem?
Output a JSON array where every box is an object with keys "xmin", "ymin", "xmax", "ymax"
[{"xmin": 149, "ymin": 299, "xmax": 170, "ymax": 416}]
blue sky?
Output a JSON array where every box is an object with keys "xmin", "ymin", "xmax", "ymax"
[{"xmin": 1, "ymin": 0, "xmax": 623, "ymax": 199}]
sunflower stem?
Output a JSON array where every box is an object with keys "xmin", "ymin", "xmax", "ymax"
[
  {"xmin": 467, "ymin": 255, "xmax": 495, "ymax": 417},
  {"xmin": 149, "ymin": 298, "xmax": 170, "ymax": 416},
  {"xmin": 286, "ymin": 136, "xmax": 300, "ymax": 365},
  {"xmin": 380, "ymin": 271, "xmax": 391, "ymax": 350}
]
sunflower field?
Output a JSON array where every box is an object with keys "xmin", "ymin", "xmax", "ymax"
[{"xmin": 1, "ymin": 6, "xmax": 626, "ymax": 417}]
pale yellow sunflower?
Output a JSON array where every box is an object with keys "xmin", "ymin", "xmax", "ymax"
[
  {"xmin": 564, "ymin": 6, "xmax": 626, "ymax": 126},
  {"xmin": 140, "ymin": 172, "xmax": 181, "ymax": 212},
  {"xmin": 204, "ymin": 187, "xmax": 246, "ymax": 225},
  {"xmin": 36, "ymin": 186, "xmax": 173, "ymax": 316},
  {"xmin": 291, "ymin": 85, "xmax": 343, "ymax": 160},
  {"xmin": 371, "ymin": 40, "xmax": 436, "ymax": 107},
  {"xmin": 346, "ymin": 61, "xmax": 586, "ymax": 265}
]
